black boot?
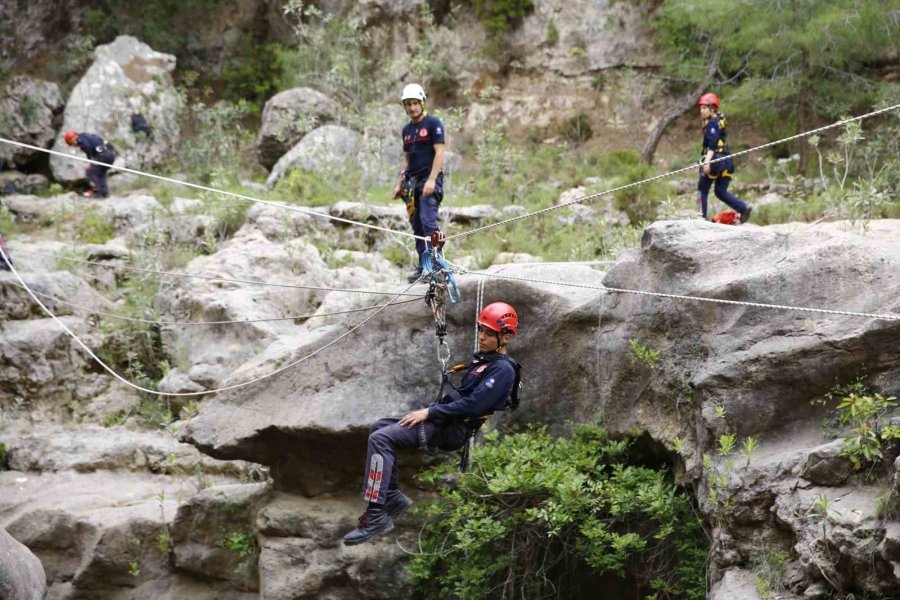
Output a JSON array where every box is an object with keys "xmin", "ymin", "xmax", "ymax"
[
  {"xmin": 406, "ymin": 268, "xmax": 423, "ymax": 283},
  {"xmin": 740, "ymin": 206, "xmax": 752, "ymax": 224},
  {"xmin": 342, "ymin": 505, "xmax": 394, "ymax": 546},
  {"xmin": 385, "ymin": 490, "xmax": 413, "ymax": 519}
]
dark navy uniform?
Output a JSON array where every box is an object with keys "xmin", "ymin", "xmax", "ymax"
[
  {"xmin": 361, "ymin": 351, "xmax": 515, "ymax": 505},
  {"xmin": 76, "ymin": 133, "xmax": 116, "ymax": 198},
  {"xmin": 697, "ymin": 113, "xmax": 748, "ymax": 219},
  {"xmin": 401, "ymin": 115, "xmax": 445, "ymax": 267}
]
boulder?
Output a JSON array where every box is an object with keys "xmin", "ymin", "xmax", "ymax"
[
  {"xmin": 799, "ymin": 439, "xmax": 855, "ymax": 486},
  {"xmin": 266, "ymin": 125, "xmax": 361, "ymax": 188},
  {"xmin": 0, "ymin": 528, "xmax": 46, "ymax": 600},
  {"xmin": 49, "ymin": 36, "xmax": 182, "ymax": 184},
  {"xmin": 0, "ymin": 270, "xmax": 114, "ymax": 322},
  {"xmin": 0, "ymin": 172, "xmax": 48, "ymax": 196},
  {"xmin": 256, "ymin": 87, "xmax": 333, "ymax": 170},
  {"xmin": 0, "ymin": 76, "xmax": 64, "ymax": 168}
]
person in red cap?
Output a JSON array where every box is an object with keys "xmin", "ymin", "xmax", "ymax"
[
  {"xmin": 63, "ymin": 130, "xmax": 117, "ymax": 198},
  {"xmin": 697, "ymin": 93, "xmax": 752, "ymax": 224},
  {"xmin": 342, "ymin": 301, "xmax": 521, "ymax": 546}
]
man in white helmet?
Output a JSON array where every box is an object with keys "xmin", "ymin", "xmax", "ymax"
[{"xmin": 392, "ymin": 83, "xmax": 445, "ymax": 283}]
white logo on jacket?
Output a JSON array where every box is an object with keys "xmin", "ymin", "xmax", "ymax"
[{"xmin": 485, "ymin": 378, "xmax": 495, "ymax": 388}]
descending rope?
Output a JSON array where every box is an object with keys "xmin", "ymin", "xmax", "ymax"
[
  {"xmin": 0, "ymin": 136, "xmax": 427, "ymax": 241},
  {"xmin": 474, "ymin": 276, "xmax": 486, "ymax": 354},
  {"xmin": 445, "ymin": 103, "xmax": 900, "ymax": 242},
  {"xmin": 449, "ymin": 263, "xmax": 900, "ymax": 322},
  {"xmin": 14, "ymin": 249, "xmax": 425, "ymax": 298},
  {"xmin": 2, "ymin": 279, "xmax": 419, "ymax": 326},
  {"xmin": 1, "ymin": 249, "xmax": 420, "ymax": 396}
]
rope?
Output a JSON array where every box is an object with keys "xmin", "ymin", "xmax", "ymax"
[
  {"xmin": 1, "ymin": 249, "xmax": 419, "ymax": 396},
  {"xmin": 0, "ymin": 136, "xmax": 427, "ymax": 242},
  {"xmin": 13, "ymin": 249, "xmax": 425, "ymax": 298},
  {"xmin": 450, "ymin": 263, "xmax": 900, "ymax": 322},
  {"xmin": 474, "ymin": 275, "xmax": 486, "ymax": 353},
  {"xmin": 445, "ymin": 103, "xmax": 900, "ymax": 242},
  {"xmin": 3, "ymin": 280, "xmax": 420, "ymax": 325}
]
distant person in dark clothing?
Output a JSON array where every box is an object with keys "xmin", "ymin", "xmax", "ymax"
[
  {"xmin": 130, "ymin": 113, "xmax": 153, "ymax": 140},
  {"xmin": 697, "ymin": 93, "xmax": 752, "ymax": 223},
  {"xmin": 64, "ymin": 130, "xmax": 116, "ymax": 198}
]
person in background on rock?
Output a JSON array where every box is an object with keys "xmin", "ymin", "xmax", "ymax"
[
  {"xmin": 391, "ymin": 83, "xmax": 445, "ymax": 283},
  {"xmin": 697, "ymin": 93, "xmax": 752, "ymax": 224},
  {"xmin": 0, "ymin": 230, "xmax": 12, "ymax": 270},
  {"xmin": 64, "ymin": 130, "xmax": 117, "ymax": 198},
  {"xmin": 342, "ymin": 302, "xmax": 521, "ymax": 546}
]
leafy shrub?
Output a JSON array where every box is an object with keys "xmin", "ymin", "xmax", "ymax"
[
  {"xmin": 410, "ymin": 424, "xmax": 707, "ymax": 600},
  {"xmin": 74, "ymin": 207, "xmax": 116, "ymax": 244},
  {"xmin": 836, "ymin": 392, "xmax": 900, "ymax": 471},
  {"xmin": 465, "ymin": 0, "xmax": 535, "ymax": 41}
]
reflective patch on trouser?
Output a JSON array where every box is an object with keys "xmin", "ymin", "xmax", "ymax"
[{"xmin": 364, "ymin": 453, "xmax": 385, "ymax": 502}]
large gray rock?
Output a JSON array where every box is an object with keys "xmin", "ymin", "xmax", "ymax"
[
  {"xmin": 0, "ymin": 172, "xmax": 48, "ymax": 196},
  {"xmin": 266, "ymin": 125, "xmax": 361, "ymax": 188},
  {"xmin": 0, "ymin": 76, "xmax": 63, "ymax": 168},
  {"xmin": 256, "ymin": 87, "xmax": 333, "ymax": 170},
  {"xmin": 0, "ymin": 528, "xmax": 46, "ymax": 600},
  {"xmin": 49, "ymin": 36, "xmax": 182, "ymax": 184},
  {"xmin": 180, "ymin": 262, "xmax": 606, "ymax": 494}
]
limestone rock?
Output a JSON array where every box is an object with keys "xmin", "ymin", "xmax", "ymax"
[
  {"xmin": 266, "ymin": 125, "xmax": 361, "ymax": 188},
  {"xmin": 0, "ymin": 76, "xmax": 63, "ymax": 168},
  {"xmin": 799, "ymin": 439, "xmax": 854, "ymax": 486},
  {"xmin": 49, "ymin": 36, "xmax": 182, "ymax": 184},
  {"xmin": 0, "ymin": 172, "xmax": 48, "ymax": 196},
  {"xmin": 256, "ymin": 87, "xmax": 333, "ymax": 170},
  {"xmin": 0, "ymin": 528, "xmax": 46, "ymax": 600}
]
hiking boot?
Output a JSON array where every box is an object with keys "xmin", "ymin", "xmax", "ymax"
[
  {"xmin": 82, "ymin": 189, "xmax": 95, "ymax": 198},
  {"xmin": 342, "ymin": 505, "xmax": 394, "ymax": 546},
  {"xmin": 740, "ymin": 206, "xmax": 752, "ymax": 224},
  {"xmin": 385, "ymin": 491, "xmax": 413, "ymax": 519},
  {"xmin": 406, "ymin": 268, "xmax": 423, "ymax": 283}
]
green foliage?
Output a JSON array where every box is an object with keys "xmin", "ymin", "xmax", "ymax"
[
  {"xmin": 630, "ymin": 338, "xmax": 659, "ymax": 369},
  {"xmin": 558, "ymin": 112, "xmax": 593, "ymax": 146},
  {"xmin": 128, "ymin": 560, "xmax": 140, "ymax": 577},
  {"xmin": 751, "ymin": 545, "xmax": 789, "ymax": 600},
  {"xmin": 410, "ymin": 425, "xmax": 707, "ymax": 600},
  {"xmin": 836, "ymin": 392, "xmax": 900, "ymax": 471},
  {"xmin": 0, "ymin": 442, "xmax": 6, "ymax": 471},
  {"xmin": 546, "ymin": 21, "xmax": 559, "ymax": 46},
  {"xmin": 466, "ymin": 0, "xmax": 535, "ymax": 41},
  {"xmin": 876, "ymin": 488, "xmax": 900, "ymax": 520},
  {"xmin": 175, "ymin": 100, "xmax": 255, "ymax": 183},
  {"xmin": 0, "ymin": 207, "xmax": 17, "ymax": 235},
  {"xmin": 717, "ymin": 434, "xmax": 736, "ymax": 456},
  {"xmin": 73, "ymin": 207, "xmax": 116, "ymax": 244},
  {"xmin": 220, "ymin": 36, "xmax": 285, "ymax": 108},
  {"xmin": 654, "ymin": 0, "xmax": 898, "ymax": 139},
  {"xmin": 219, "ymin": 531, "xmax": 256, "ymax": 558}
]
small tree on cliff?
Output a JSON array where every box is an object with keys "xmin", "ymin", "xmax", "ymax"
[{"xmin": 646, "ymin": 0, "xmax": 898, "ymax": 172}]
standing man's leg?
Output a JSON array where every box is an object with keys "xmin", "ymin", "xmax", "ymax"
[
  {"xmin": 713, "ymin": 177, "xmax": 751, "ymax": 223},
  {"xmin": 697, "ymin": 175, "xmax": 713, "ymax": 219},
  {"xmin": 94, "ymin": 164, "xmax": 111, "ymax": 198},
  {"xmin": 408, "ymin": 196, "xmax": 426, "ymax": 282}
]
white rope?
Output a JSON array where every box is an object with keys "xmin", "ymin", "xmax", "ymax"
[
  {"xmin": 0, "ymin": 136, "xmax": 427, "ymax": 241},
  {"xmin": 450, "ymin": 263, "xmax": 900, "ymax": 322},
  {"xmin": 14, "ymin": 249, "xmax": 425, "ymax": 298},
  {"xmin": 3, "ymin": 280, "xmax": 419, "ymax": 325},
  {"xmin": 445, "ymin": 103, "xmax": 900, "ymax": 242},
  {"xmin": 1, "ymin": 249, "xmax": 420, "ymax": 396}
]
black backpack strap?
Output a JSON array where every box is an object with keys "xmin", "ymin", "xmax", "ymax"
[{"xmin": 504, "ymin": 357, "xmax": 522, "ymax": 412}]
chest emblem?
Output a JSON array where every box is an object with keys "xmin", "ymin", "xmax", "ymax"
[{"xmin": 419, "ymin": 128, "xmax": 428, "ymax": 137}]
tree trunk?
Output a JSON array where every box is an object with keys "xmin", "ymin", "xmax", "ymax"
[
  {"xmin": 797, "ymin": 49, "xmax": 813, "ymax": 176},
  {"xmin": 640, "ymin": 53, "xmax": 720, "ymax": 166}
]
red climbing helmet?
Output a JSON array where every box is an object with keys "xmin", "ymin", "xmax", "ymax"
[
  {"xmin": 64, "ymin": 130, "xmax": 78, "ymax": 145},
  {"xmin": 698, "ymin": 93, "xmax": 720, "ymax": 109},
  {"xmin": 477, "ymin": 302, "xmax": 518, "ymax": 336}
]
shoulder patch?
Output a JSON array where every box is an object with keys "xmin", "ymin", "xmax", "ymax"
[
  {"xmin": 485, "ymin": 377, "xmax": 495, "ymax": 389},
  {"xmin": 475, "ymin": 365, "xmax": 488, "ymax": 374}
]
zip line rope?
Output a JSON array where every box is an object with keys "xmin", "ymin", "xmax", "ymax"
[
  {"xmin": 1, "ymin": 249, "xmax": 420, "ymax": 397},
  {"xmin": 449, "ymin": 262, "xmax": 900, "ymax": 322},
  {"xmin": 2, "ymin": 279, "xmax": 420, "ymax": 326},
  {"xmin": 0, "ymin": 137, "xmax": 428, "ymax": 242},
  {"xmin": 13, "ymin": 248, "xmax": 425, "ymax": 298},
  {"xmin": 445, "ymin": 103, "xmax": 900, "ymax": 242}
]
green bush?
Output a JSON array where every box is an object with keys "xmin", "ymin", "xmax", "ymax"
[
  {"xmin": 410, "ymin": 424, "xmax": 707, "ymax": 599},
  {"xmin": 74, "ymin": 207, "xmax": 116, "ymax": 244},
  {"xmin": 0, "ymin": 442, "xmax": 7, "ymax": 471}
]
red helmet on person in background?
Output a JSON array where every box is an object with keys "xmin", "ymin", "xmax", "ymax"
[
  {"xmin": 64, "ymin": 131, "xmax": 78, "ymax": 145},
  {"xmin": 698, "ymin": 93, "xmax": 720, "ymax": 109},
  {"xmin": 476, "ymin": 302, "xmax": 518, "ymax": 336}
]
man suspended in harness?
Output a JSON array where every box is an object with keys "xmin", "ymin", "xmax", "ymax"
[
  {"xmin": 64, "ymin": 130, "xmax": 117, "ymax": 198},
  {"xmin": 391, "ymin": 83, "xmax": 445, "ymax": 283},
  {"xmin": 696, "ymin": 93, "xmax": 752, "ymax": 224},
  {"xmin": 342, "ymin": 302, "xmax": 521, "ymax": 546}
]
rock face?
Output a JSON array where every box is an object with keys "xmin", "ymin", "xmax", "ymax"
[
  {"xmin": 265, "ymin": 125, "xmax": 362, "ymax": 188},
  {"xmin": 0, "ymin": 76, "xmax": 64, "ymax": 168},
  {"xmin": 255, "ymin": 87, "xmax": 334, "ymax": 170},
  {"xmin": 49, "ymin": 36, "xmax": 182, "ymax": 184},
  {"xmin": 0, "ymin": 528, "xmax": 46, "ymax": 600}
]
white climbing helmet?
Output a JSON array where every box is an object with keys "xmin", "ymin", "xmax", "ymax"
[{"xmin": 400, "ymin": 83, "xmax": 427, "ymax": 103}]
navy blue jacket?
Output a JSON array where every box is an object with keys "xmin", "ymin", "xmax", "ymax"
[
  {"xmin": 402, "ymin": 114, "xmax": 445, "ymax": 179},
  {"xmin": 76, "ymin": 133, "xmax": 116, "ymax": 164},
  {"xmin": 700, "ymin": 114, "xmax": 734, "ymax": 176},
  {"xmin": 428, "ymin": 352, "xmax": 516, "ymax": 420}
]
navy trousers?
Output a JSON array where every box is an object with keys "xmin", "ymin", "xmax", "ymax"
[
  {"xmin": 86, "ymin": 164, "xmax": 111, "ymax": 197},
  {"xmin": 411, "ymin": 194, "xmax": 440, "ymax": 268},
  {"xmin": 697, "ymin": 175, "xmax": 748, "ymax": 219},
  {"xmin": 361, "ymin": 416, "xmax": 468, "ymax": 505}
]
